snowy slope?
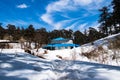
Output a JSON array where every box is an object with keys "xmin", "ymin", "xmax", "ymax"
[
  {"xmin": 31, "ymin": 33, "xmax": 120, "ymax": 66},
  {"xmin": 1, "ymin": 51, "xmax": 120, "ymax": 80}
]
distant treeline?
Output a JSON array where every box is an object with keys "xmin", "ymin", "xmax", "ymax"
[{"xmin": 0, "ymin": 24, "xmax": 105, "ymax": 47}]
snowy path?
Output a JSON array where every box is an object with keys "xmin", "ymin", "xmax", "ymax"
[{"xmin": 0, "ymin": 52, "xmax": 120, "ymax": 80}]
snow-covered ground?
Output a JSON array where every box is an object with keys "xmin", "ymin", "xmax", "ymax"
[
  {"xmin": 1, "ymin": 51, "xmax": 120, "ymax": 80},
  {"xmin": 1, "ymin": 33, "xmax": 120, "ymax": 80}
]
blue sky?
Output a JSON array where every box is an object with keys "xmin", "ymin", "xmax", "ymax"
[{"xmin": 0, "ymin": 0, "xmax": 111, "ymax": 31}]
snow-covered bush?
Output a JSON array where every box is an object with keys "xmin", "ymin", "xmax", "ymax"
[
  {"xmin": 108, "ymin": 36, "xmax": 120, "ymax": 65},
  {"xmin": 81, "ymin": 46, "xmax": 110, "ymax": 64}
]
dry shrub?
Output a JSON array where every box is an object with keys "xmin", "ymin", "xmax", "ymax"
[
  {"xmin": 108, "ymin": 36, "xmax": 120, "ymax": 65},
  {"xmin": 56, "ymin": 55, "xmax": 62, "ymax": 59},
  {"xmin": 82, "ymin": 50, "xmax": 99, "ymax": 60},
  {"xmin": 111, "ymin": 50, "xmax": 120, "ymax": 65},
  {"xmin": 82, "ymin": 46, "xmax": 104, "ymax": 59},
  {"xmin": 24, "ymin": 48, "xmax": 46, "ymax": 59},
  {"xmin": 24, "ymin": 48, "xmax": 32, "ymax": 54},
  {"xmin": 82, "ymin": 46, "xmax": 109, "ymax": 64},
  {"xmin": 43, "ymin": 50, "xmax": 48, "ymax": 54},
  {"xmin": 37, "ymin": 55, "xmax": 46, "ymax": 59},
  {"xmin": 56, "ymin": 55, "xmax": 71, "ymax": 60},
  {"xmin": 108, "ymin": 36, "xmax": 120, "ymax": 49}
]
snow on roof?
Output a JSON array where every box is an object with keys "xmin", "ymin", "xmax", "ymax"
[{"xmin": 51, "ymin": 37, "xmax": 71, "ymax": 44}]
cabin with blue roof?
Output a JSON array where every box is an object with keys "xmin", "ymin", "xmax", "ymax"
[{"xmin": 43, "ymin": 37, "xmax": 79, "ymax": 50}]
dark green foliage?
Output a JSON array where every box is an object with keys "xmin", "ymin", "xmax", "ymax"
[
  {"xmin": 112, "ymin": 0, "xmax": 120, "ymax": 33},
  {"xmin": 73, "ymin": 30, "xmax": 88, "ymax": 45},
  {"xmin": 24, "ymin": 24, "xmax": 35, "ymax": 41},
  {"xmin": 49, "ymin": 29, "xmax": 73, "ymax": 39},
  {"xmin": 0, "ymin": 23, "xmax": 5, "ymax": 39},
  {"xmin": 14, "ymin": 27, "xmax": 21, "ymax": 40},
  {"xmin": 98, "ymin": 0, "xmax": 120, "ymax": 35},
  {"xmin": 98, "ymin": 6, "xmax": 110, "ymax": 35},
  {"xmin": 6, "ymin": 24, "xmax": 16, "ymax": 39},
  {"xmin": 88, "ymin": 27, "xmax": 106, "ymax": 42},
  {"xmin": 34, "ymin": 28, "xmax": 49, "ymax": 48},
  {"xmin": 112, "ymin": 0, "xmax": 120, "ymax": 24}
]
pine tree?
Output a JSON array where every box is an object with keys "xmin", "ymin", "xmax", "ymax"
[
  {"xmin": 73, "ymin": 30, "xmax": 87, "ymax": 45},
  {"xmin": 24, "ymin": 24, "xmax": 35, "ymax": 48},
  {"xmin": 0, "ymin": 23, "xmax": 5, "ymax": 39},
  {"xmin": 111, "ymin": 0, "xmax": 120, "ymax": 33},
  {"xmin": 99, "ymin": 6, "xmax": 110, "ymax": 35}
]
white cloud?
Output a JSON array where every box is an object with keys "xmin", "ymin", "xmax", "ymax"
[
  {"xmin": 78, "ymin": 23, "xmax": 88, "ymax": 32},
  {"xmin": 73, "ymin": 0, "xmax": 93, "ymax": 6},
  {"xmin": 29, "ymin": 22, "xmax": 44, "ymax": 29},
  {"xmin": 46, "ymin": 0, "xmax": 99, "ymax": 13},
  {"xmin": 54, "ymin": 19, "xmax": 72, "ymax": 29},
  {"xmin": 41, "ymin": 13, "xmax": 78, "ymax": 30},
  {"xmin": 78, "ymin": 22, "xmax": 100, "ymax": 32},
  {"xmin": 40, "ymin": 0, "xmax": 76, "ymax": 30},
  {"xmin": 17, "ymin": 3, "xmax": 29, "ymax": 9},
  {"xmin": 91, "ymin": 22, "xmax": 100, "ymax": 31},
  {"xmin": 41, "ymin": 0, "xmax": 110, "ymax": 30},
  {"xmin": 41, "ymin": 14, "xmax": 53, "ymax": 25},
  {"xmin": 65, "ymin": 20, "xmax": 81, "ymax": 30},
  {"xmin": 46, "ymin": 0, "xmax": 76, "ymax": 13},
  {"xmin": 4, "ymin": 20, "xmax": 28, "ymax": 26}
]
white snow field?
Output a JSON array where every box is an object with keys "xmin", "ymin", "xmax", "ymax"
[
  {"xmin": 0, "ymin": 49, "xmax": 120, "ymax": 80},
  {"xmin": 0, "ymin": 33, "xmax": 120, "ymax": 80}
]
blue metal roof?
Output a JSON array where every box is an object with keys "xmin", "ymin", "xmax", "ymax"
[
  {"xmin": 43, "ymin": 37, "xmax": 79, "ymax": 50},
  {"xmin": 44, "ymin": 43, "xmax": 79, "ymax": 48}
]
